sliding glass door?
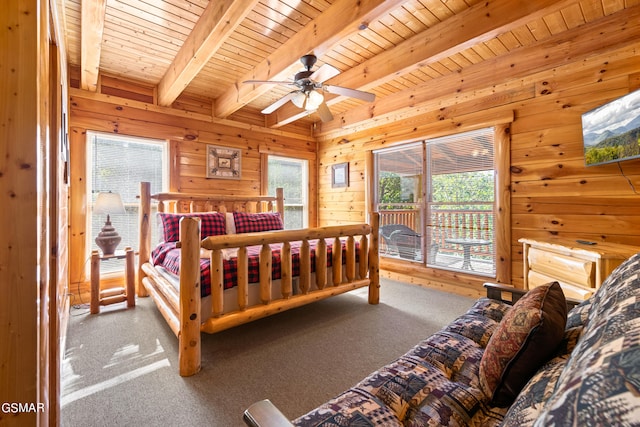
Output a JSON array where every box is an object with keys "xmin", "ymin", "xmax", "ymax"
[{"xmin": 374, "ymin": 128, "xmax": 496, "ymax": 276}]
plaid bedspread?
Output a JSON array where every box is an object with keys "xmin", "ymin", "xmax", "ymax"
[{"xmin": 151, "ymin": 239, "xmax": 360, "ymax": 297}]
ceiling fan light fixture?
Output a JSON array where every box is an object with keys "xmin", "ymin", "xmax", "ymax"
[
  {"xmin": 291, "ymin": 90, "xmax": 324, "ymax": 111},
  {"xmin": 306, "ymin": 90, "xmax": 324, "ymax": 110},
  {"xmin": 291, "ymin": 92, "xmax": 306, "ymax": 108}
]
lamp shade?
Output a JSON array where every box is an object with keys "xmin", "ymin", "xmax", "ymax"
[{"xmin": 94, "ymin": 191, "xmax": 126, "ymax": 215}]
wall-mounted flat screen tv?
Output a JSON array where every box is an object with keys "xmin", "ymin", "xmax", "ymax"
[{"xmin": 582, "ymin": 88, "xmax": 640, "ymax": 167}]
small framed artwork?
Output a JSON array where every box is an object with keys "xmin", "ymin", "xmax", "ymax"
[
  {"xmin": 207, "ymin": 145, "xmax": 241, "ymax": 179},
  {"xmin": 331, "ymin": 162, "xmax": 349, "ymax": 188}
]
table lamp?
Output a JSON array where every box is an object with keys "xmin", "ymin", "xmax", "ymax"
[{"xmin": 94, "ymin": 191, "xmax": 126, "ymax": 255}]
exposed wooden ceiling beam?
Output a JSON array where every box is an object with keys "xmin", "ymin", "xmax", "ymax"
[
  {"xmin": 316, "ymin": 5, "xmax": 640, "ymax": 138},
  {"xmin": 54, "ymin": 0, "xmax": 70, "ymax": 61},
  {"xmin": 80, "ymin": 0, "xmax": 106, "ymax": 91},
  {"xmin": 213, "ymin": 0, "xmax": 406, "ymax": 119},
  {"xmin": 267, "ymin": 0, "xmax": 577, "ymax": 127},
  {"xmin": 157, "ymin": 0, "xmax": 260, "ymax": 107}
]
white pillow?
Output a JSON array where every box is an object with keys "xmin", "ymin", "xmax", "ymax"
[{"xmin": 225, "ymin": 212, "xmax": 236, "ymax": 235}]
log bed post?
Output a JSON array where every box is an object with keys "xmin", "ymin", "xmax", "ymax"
[
  {"xmin": 179, "ymin": 217, "xmax": 202, "ymax": 376},
  {"xmin": 332, "ymin": 237, "xmax": 343, "ymax": 285},
  {"xmin": 299, "ymin": 240, "xmax": 311, "ymax": 294},
  {"xmin": 237, "ymin": 246, "xmax": 249, "ymax": 309},
  {"xmin": 138, "ymin": 182, "xmax": 151, "ymax": 297},
  {"xmin": 368, "ymin": 212, "xmax": 380, "ymax": 304}
]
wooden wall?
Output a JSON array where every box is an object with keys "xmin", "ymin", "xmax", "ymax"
[
  {"xmin": 48, "ymin": 7, "xmax": 71, "ymax": 425},
  {"xmin": 1, "ymin": 0, "xmax": 67, "ymax": 425},
  {"xmin": 316, "ymin": 26, "xmax": 640, "ymax": 296},
  {"xmin": 67, "ymin": 8, "xmax": 640, "ymax": 302},
  {"xmin": 68, "ymin": 79, "xmax": 316, "ymax": 299}
]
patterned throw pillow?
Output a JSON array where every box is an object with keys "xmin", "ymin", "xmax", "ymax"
[
  {"xmin": 479, "ymin": 282, "xmax": 567, "ymax": 407},
  {"xmin": 233, "ymin": 211, "xmax": 283, "ymax": 234},
  {"xmin": 158, "ymin": 212, "xmax": 226, "ymax": 242}
]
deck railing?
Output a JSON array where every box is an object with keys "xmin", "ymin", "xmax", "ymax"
[{"xmin": 378, "ymin": 203, "xmax": 494, "ymax": 259}]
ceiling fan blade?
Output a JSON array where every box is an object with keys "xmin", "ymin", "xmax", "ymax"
[
  {"xmin": 324, "ymin": 85, "xmax": 376, "ymax": 102},
  {"xmin": 261, "ymin": 91, "xmax": 298, "ymax": 114},
  {"xmin": 316, "ymin": 101, "xmax": 333, "ymax": 122},
  {"xmin": 309, "ymin": 64, "xmax": 340, "ymax": 83},
  {"xmin": 244, "ymin": 80, "xmax": 294, "ymax": 85}
]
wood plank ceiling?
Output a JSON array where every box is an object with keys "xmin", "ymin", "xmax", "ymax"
[{"xmin": 59, "ymin": 0, "xmax": 636, "ymax": 134}]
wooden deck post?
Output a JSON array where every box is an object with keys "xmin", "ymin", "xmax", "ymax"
[{"xmin": 179, "ymin": 217, "xmax": 201, "ymax": 376}]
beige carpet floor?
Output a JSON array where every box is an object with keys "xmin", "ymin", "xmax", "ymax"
[{"xmin": 61, "ymin": 279, "xmax": 475, "ymax": 426}]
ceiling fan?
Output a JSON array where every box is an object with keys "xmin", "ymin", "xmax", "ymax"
[{"xmin": 243, "ymin": 54, "xmax": 376, "ymax": 122}]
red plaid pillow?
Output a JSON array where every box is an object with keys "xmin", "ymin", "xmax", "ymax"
[
  {"xmin": 233, "ymin": 212, "xmax": 283, "ymax": 234},
  {"xmin": 158, "ymin": 212, "xmax": 226, "ymax": 242}
]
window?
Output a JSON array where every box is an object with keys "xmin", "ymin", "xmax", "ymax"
[
  {"xmin": 88, "ymin": 132, "xmax": 168, "ymax": 273},
  {"xmin": 376, "ymin": 143, "xmax": 425, "ymax": 262},
  {"xmin": 267, "ymin": 155, "xmax": 308, "ymax": 229},
  {"xmin": 375, "ymin": 128, "xmax": 496, "ymax": 277}
]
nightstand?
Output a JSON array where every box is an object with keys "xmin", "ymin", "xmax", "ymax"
[
  {"xmin": 90, "ymin": 247, "xmax": 136, "ymax": 314},
  {"xmin": 519, "ymin": 238, "xmax": 640, "ymax": 300}
]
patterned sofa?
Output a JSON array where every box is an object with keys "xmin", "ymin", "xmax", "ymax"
[{"xmin": 244, "ymin": 252, "xmax": 640, "ymax": 426}]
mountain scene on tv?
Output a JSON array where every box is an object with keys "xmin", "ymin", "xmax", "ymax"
[{"xmin": 582, "ymin": 89, "xmax": 640, "ymax": 166}]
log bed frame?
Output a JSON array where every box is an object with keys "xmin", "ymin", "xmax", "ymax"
[{"xmin": 137, "ymin": 182, "xmax": 380, "ymax": 376}]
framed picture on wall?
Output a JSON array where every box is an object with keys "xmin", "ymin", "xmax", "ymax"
[
  {"xmin": 331, "ymin": 162, "xmax": 349, "ymax": 188},
  {"xmin": 207, "ymin": 145, "xmax": 241, "ymax": 179}
]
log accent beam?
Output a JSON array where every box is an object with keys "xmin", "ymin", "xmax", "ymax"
[
  {"xmin": 157, "ymin": 0, "xmax": 259, "ymax": 107},
  {"xmin": 213, "ymin": 0, "xmax": 406, "ymax": 119},
  {"xmin": 316, "ymin": 4, "xmax": 640, "ymax": 138},
  {"xmin": 267, "ymin": 0, "xmax": 577, "ymax": 128},
  {"xmin": 80, "ymin": 0, "xmax": 106, "ymax": 91}
]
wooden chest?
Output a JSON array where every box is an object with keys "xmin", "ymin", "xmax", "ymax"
[{"xmin": 519, "ymin": 238, "xmax": 640, "ymax": 300}]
